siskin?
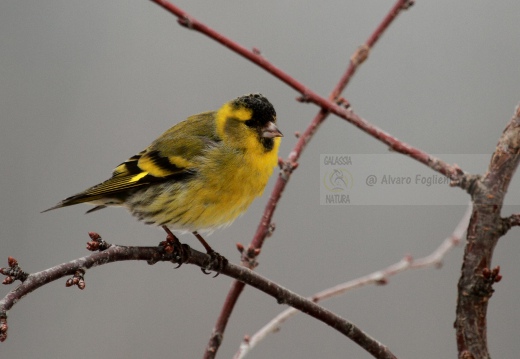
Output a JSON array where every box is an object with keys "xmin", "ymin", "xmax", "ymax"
[{"xmin": 44, "ymin": 94, "xmax": 282, "ymax": 260}]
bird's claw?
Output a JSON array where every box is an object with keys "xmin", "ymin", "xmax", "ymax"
[
  {"xmin": 172, "ymin": 243, "xmax": 191, "ymax": 268},
  {"xmin": 201, "ymin": 250, "xmax": 228, "ymax": 277},
  {"xmin": 159, "ymin": 231, "xmax": 191, "ymax": 268}
]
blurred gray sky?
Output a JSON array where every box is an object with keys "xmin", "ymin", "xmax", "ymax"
[{"xmin": 1, "ymin": 1, "xmax": 520, "ymax": 358}]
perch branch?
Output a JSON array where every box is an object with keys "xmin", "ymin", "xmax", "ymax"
[{"xmin": 0, "ymin": 239, "xmax": 397, "ymax": 359}]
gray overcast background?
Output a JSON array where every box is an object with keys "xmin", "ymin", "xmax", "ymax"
[{"xmin": 1, "ymin": 1, "xmax": 520, "ymax": 358}]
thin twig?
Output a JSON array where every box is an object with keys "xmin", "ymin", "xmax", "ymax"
[{"xmin": 233, "ymin": 203, "xmax": 471, "ymax": 359}]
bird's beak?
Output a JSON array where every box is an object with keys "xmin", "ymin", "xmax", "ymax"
[{"xmin": 262, "ymin": 121, "xmax": 283, "ymax": 139}]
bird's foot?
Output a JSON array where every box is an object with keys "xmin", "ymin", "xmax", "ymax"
[
  {"xmin": 201, "ymin": 250, "xmax": 228, "ymax": 278},
  {"xmin": 160, "ymin": 226, "xmax": 191, "ymax": 268},
  {"xmin": 192, "ymin": 231, "xmax": 228, "ymax": 277}
]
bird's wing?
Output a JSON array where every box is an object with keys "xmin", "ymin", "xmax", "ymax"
[{"xmin": 43, "ymin": 112, "xmax": 219, "ymax": 211}]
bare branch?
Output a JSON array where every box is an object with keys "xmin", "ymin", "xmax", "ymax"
[
  {"xmin": 233, "ymin": 203, "xmax": 472, "ymax": 359},
  {"xmin": 0, "ymin": 240, "xmax": 397, "ymax": 359},
  {"xmin": 455, "ymin": 105, "xmax": 520, "ymax": 358}
]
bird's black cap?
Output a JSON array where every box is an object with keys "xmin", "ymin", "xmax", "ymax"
[{"xmin": 233, "ymin": 94, "xmax": 276, "ymax": 125}]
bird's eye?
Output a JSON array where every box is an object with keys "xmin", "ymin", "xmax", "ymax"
[{"xmin": 244, "ymin": 119, "xmax": 257, "ymax": 128}]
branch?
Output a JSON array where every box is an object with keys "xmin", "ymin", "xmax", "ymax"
[
  {"xmin": 500, "ymin": 213, "xmax": 520, "ymax": 232},
  {"xmin": 150, "ymin": 0, "xmax": 467, "ymax": 185},
  {"xmin": 455, "ymin": 105, "xmax": 520, "ymax": 358},
  {"xmin": 233, "ymin": 203, "xmax": 472, "ymax": 359},
  {"xmin": 0, "ymin": 239, "xmax": 397, "ymax": 359}
]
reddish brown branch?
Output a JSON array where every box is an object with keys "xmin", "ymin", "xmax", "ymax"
[
  {"xmin": 0, "ymin": 243, "xmax": 397, "ymax": 359},
  {"xmin": 150, "ymin": 0, "xmax": 464, "ymax": 185},
  {"xmin": 205, "ymin": 281, "xmax": 246, "ymax": 355},
  {"xmin": 455, "ymin": 105, "xmax": 520, "ymax": 358},
  {"xmin": 330, "ymin": 0, "xmax": 415, "ymax": 100}
]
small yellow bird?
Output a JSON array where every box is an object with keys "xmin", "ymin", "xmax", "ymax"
[{"xmin": 44, "ymin": 94, "xmax": 282, "ymax": 262}]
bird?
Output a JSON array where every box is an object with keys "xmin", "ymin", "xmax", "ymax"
[{"xmin": 43, "ymin": 93, "xmax": 282, "ymax": 269}]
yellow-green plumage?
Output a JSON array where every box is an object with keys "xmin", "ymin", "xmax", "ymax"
[{"xmin": 43, "ymin": 94, "xmax": 282, "ymax": 232}]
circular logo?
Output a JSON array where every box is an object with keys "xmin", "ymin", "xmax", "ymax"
[{"xmin": 323, "ymin": 168, "xmax": 353, "ymax": 192}]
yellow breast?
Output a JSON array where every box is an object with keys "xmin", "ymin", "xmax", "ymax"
[{"xmin": 126, "ymin": 140, "xmax": 280, "ymax": 232}]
